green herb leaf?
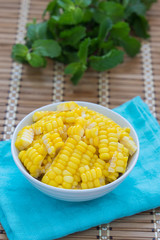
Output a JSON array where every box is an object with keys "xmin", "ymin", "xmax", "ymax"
[
  {"xmin": 32, "ymin": 39, "xmax": 61, "ymax": 58},
  {"xmin": 28, "ymin": 52, "xmax": 46, "ymax": 67},
  {"xmin": 110, "ymin": 22, "xmax": 130, "ymax": 39},
  {"xmin": 78, "ymin": 38, "xmax": 91, "ymax": 63},
  {"xmin": 64, "ymin": 51, "xmax": 79, "ymax": 63},
  {"xmin": 94, "ymin": 2, "xmax": 124, "ymax": 23},
  {"xmin": 70, "ymin": 67, "xmax": 86, "ymax": 85},
  {"xmin": 90, "ymin": 49, "xmax": 124, "ymax": 71},
  {"xmin": 100, "ymin": 40, "xmax": 114, "ymax": 54},
  {"xmin": 11, "ymin": 0, "xmax": 157, "ymax": 84},
  {"xmin": 98, "ymin": 18, "xmax": 112, "ymax": 41},
  {"xmin": 57, "ymin": 0, "xmax": 75, "ymax": 10},
  {"xmin": 74, "ymin": 0, "xmax": 92, "ymax": 8},
  {"xmin": 120, "ymin": 36, "xmax": 141, "ymax": 57},
  {"xmin": 141, "ymin": 0, "xmax": 157, "ymax": 9},
  {"xmin": 60, "ymin": 26, "xmax": 86, "ymax": 47},
  {"xmin": 132, "ymin": 15, "xmax": 150, "ymax": 38},
  {"xmin": 82, "ymin": 9, "xmax": 93, "ymax": 22},
  {"xmin": 43, "ymin": 0, "xmax": 57, "ymax": 17},
  {"xmin": 64, "ymin": 62, "xmax": 86, "ymax": 84},
  {"xmin": 59, "ymin": 8, "xmax": 83, "ymax": 25},
  {"xmin": 11, "ymin": 44, "xmax": 28, "ymax": 63},
  {"xmin": 124, "ymin": 0, "xmax": 146, "ymax": 18},
  {"xmin": 26, "ymin": 22, "xmax": 47, "ymax": 42},
  {"xmin": 64, "ymin": 62, "xmax": 80, "ymax": 74}
]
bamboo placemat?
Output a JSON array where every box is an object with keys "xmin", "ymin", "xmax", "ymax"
[{"xmin": 0, "ymin": 0, "xmax": 160, "ymax": 239}]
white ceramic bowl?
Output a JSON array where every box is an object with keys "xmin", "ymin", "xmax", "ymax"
[{"xmin": 11, "ymin": 102, "xmax": 139, "ymax": 202}]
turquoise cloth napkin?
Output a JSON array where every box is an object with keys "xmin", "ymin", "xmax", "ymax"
[{"xmin": 1, "ymin": 96, "xmax": 160, "ymax": 240}]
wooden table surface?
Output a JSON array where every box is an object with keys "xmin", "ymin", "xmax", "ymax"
[{"xmin": 0, "ymin": 0, "xmax": 160, "ymax": 239}]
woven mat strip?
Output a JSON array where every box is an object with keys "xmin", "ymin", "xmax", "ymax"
[
  {"xmin": 1, "ymin": 0, "xmax": 160, "ymax": 239},
  {"xmin": 141, "ymin": 41, "xmax": 156, "ymax": 116},
  {"xmin": 3, "ymin": 0, "xmax": 30, "ymax": 140},
  {"xmin": 53, "ymin": 62, "xmax": 64, "ymax": 103}
]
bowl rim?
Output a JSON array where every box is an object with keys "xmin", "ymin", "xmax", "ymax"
[{"xmin": 11, "ymin": 101, "xmax": 140, "ymax": 193}]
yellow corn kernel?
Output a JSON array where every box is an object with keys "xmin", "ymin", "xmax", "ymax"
[
  {"xmin": 94, "ymin": 158, "xmax": 105, "ymax": 169},
  {"xmin": 62, "ymin": 182, "xmax": 72, "ymax": 189},
  {"xmin": 90, "ymin": 154, "xmax": 98, "ymax": 167},
  {"xmin": 79, "ymin": 165, "xmax": 90, "ymax": 174},
  {"xmin": 63, "ymin": 175, "xmax": 74, "ymax": 184},
  {"xmin": 15, "ymin": 127, "xmax": 34, "ymax": 151}
]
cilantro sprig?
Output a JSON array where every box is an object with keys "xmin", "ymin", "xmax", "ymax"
[{"xmin": 11, "ymin": 0, "xmax": 157, "ymax": 84}]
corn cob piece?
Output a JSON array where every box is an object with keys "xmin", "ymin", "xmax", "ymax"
[
  {"xmin": 42, "ymin": 132, "xmax": 64, "ymax": 156},
  {"xmin": 32, "ymin": 111, "xmax": 55, "ymax": 122},
  {"xmin": 108, "ymin": 151, "xmax": 128, "ymax": 174},
  {"xmin": 117, "ymin": 143, "xmax": 129, "ymax": 157},
  {"xmin": 19, "ymin": 142, "xmax": 47, "ymax": 178},
  {"xmin": 120, "ymin": 136, "xmax": 137, "ymax": 155},
  {"xmin": 79, "ymin": 166, "xmax": 103, "ymax": 189},
  {"xmin": 57, "ymin": 106, "xmax": 87, "ymax": 123},
  {"xmin": 80, "ymin": 144, "xmax": 96, "ymax": 167},
  {"xmin": 42, "ymin": 137, "xmax": 78, "ymax": 187},
  {"xmin": 57, "ymin": 111, "xmax": 79, "ymax": 124},
  {"xmin": 32, "ymin": 117, "xmax": 63, "ymax": 135},
  {"xmin": 57, "ymin": 101, "xmax": 79, "ymax": 111},
  {"xmin": 15, "ymin": 127, "xmax": 34, "ymax": 151},
  {"xmin": 103, "ymin": 162, "xmax": 119, "ymax": 183},
  {"xmin": 62, "ymin": 141, "xmax": 88, "ymax": 188}
]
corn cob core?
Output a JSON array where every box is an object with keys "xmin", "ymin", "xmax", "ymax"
[
  {"xmin": 15, "ymin": 127, "xmax": 34, "ymax": 150},
  {"xmin": 15, "ymin": 101, "xmax": 137, "ymax": 190}
]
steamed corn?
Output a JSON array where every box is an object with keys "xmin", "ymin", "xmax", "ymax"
[{"xmin": 15, "ymin": 101, "xmax": 137, "ymax": 189}]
